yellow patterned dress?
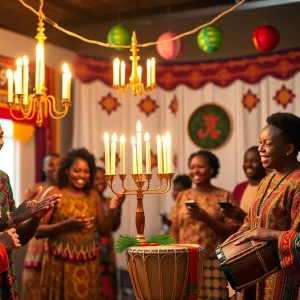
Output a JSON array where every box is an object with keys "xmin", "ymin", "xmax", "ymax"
[{"xmin": 40, "ymin": 194, "xmax": 104, "ymax": 300}]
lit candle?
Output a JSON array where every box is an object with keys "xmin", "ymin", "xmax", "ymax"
[
  {"xmin": 136, "ymin": 121, "xmax": 142, "ymax": 174},
  {"xmin": 15, "ymin": 58, "xmax": 22, "ymax": 95},
  {"xmin": 62, "ymin": 63, "xmax": 71, "ymax": 99},
  {"xmin": 146, "ymin": 59, "xmax": 151, "ymax": 87},
  {"xmin": 120, "ymin": 134, "xmax": 126, "ymax": 174},
  {"xmin": 40, "ymin": 43, "xmax": 45, "ymax": 92},
  {"xmin": 120, "ymin": 60, "xmax": 125, "ymax": 86},
  {"xmin": 113, "ymin": 58, "xmax": 120, "ymax": 86},
  {"xmin": 111, "ymin": 133, "xmax": 117, "ymax": 175},
  {"xmin": 156, "ymin": 135, "xmax": 163, "ymax": 174},
  {"xmin": 144, "ymin": 132, "xmax": 151, "ymax": 174},
  {"xmin": 151, "ymin": 57, "xmax": 155, "ymax": 85},
  {"xmin": 35, "ymin": 44, "xmax": 42, "ymax": 94},
  {"xmin": 6, "ymin": 69, "xmax": 13, "ymax": 103},
  {"xmin": 166, "ymin": 131, "xmax": 172, "ymax": 173},
  {"xmin": 137, "ymin": 66, "xmax": 142, "ymax": 83},
  {"xmin": 22, "ymin": 55, "xmax": 29, "ymax": 105},
  {"xmin": 131, "ymin": 136, "xmax": 137, "ymax": 174},
  {"xmin": 104, "ymin": 132, "xmax": 110, "ymax": 175},
  {"xmin": 162, "ymin": 135, "xmax": 168, "ymax": 174},
  {"xmin": 13, "ymin": 72, "xmax": 19, "ymax": 104}
]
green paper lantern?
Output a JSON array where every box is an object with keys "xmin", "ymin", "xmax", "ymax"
[
  {"xmin": 107, "ymin": 25, "xmax": 132, "ymax": 51},
  {"xmin": 197, "ymin": 26, "xmax": 224, "ymax": 53}
]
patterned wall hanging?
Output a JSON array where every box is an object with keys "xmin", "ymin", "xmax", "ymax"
[
  {"xmin": 137, "ymin": 96, "xmax": 159, "ymax": 117},
  {"xmin": 188, "ymin": 103, "xmax": 232, "ymax": 149},
  {"xmin": 99, "ymin": 92, "xmax": 120, "ymax": 115},
  {"xmin": 273, "ymin": 85, "xmax": 295, "ymax": 109},
  {"xmin": 242, "ymin": 89, "xmax": 260, "ymax": 112},
  {"xmin": 169, "ymin": 95, "xmax": 178, "ymax": 115}
]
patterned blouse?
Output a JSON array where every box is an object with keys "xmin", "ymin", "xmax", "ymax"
[{"xmin": 169, "ymin": 187, "xmax": 239, "ymax": 258}]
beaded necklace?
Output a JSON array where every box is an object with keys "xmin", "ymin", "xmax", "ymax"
[{"xmin": 254, "ymin": 162, "xmax": 300, "ymax": 227}]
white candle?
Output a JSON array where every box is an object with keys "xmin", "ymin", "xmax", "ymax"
[
  {"xmin": 62, "ymin": 63, "xmax": 71, "ymax": 99},
  {"xmin": 15, "ymin": 58, "xmax": 22, "ymax": 95},
  {"xmin": 40, "ymin": 44, "xmax": 45, "ymax": 92},
  {"xmin": 131, "ymin": 136, "xmax": 137, "ymax": 174},
  {"xmin": 156, "ymin": 135, "xmax": 163, "ymax": 174},
  {"xmin": 35, "ymin": 44, "xmax": 43, "ymax": 94},
  {"xmin": 162, "ymin": 135, "xmax": 168, "ymax": 174},
  {"xmin": 136, "ymin": 121, "xmax": 142, "ymax": 174},
  {"xmin": 151, "ymin": 57, "xmax": 156, "ymax": 85},
  {"xmin": 166, "ymin": 131, "xmax": 172, "ymax": 173},
  {"xmin": 22, "ymin": 55, "xmax": 29, "ymax": 105},
  {"xmin": 144, "ymin": 132, "xmax": 151, "ymax": 174},
  {"xmin": 111, "ymin": 133, "xmax": 117, "ymax": 175},
  {"xmin": 113, "ymin": 58, "xmax": 120, "ymax": 86},
  {"xmin": 13, "ymin": 72, "xmax": 19, "ymax": 104},
  {"xmin": 137, "ymin": 66, "xmax": 142, "ymax": 83},
  {"xmin": 104, "ymin": 132, "xmax": 110, "ymax": 175},
  {"xmin": 146, "ymin": 59, "xmax": 151, "ymax": 87},
  {"xmin": 6, "ymin": 69, "xmax": 13, "ymax": 103},
  {"xmin": 120, "ymin": 134, "xmax": 126, "ymax": 174},
  {"xmin": 120, "ymin": 60, "xmax": 125, "ymax": 86}
]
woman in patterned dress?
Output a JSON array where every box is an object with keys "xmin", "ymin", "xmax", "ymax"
[
  {"xmin": 227, "ymin": 112, "xmax": 300, "ymax": 300},
  {"xmin": 21, "ymin": 153, "xmax": 60, "ymax": 300},
  {"xmin": 36, "ymin": 148, "xmax": 124, "ymax": 300},
  {"xmin": 93, "ymin": 167, "xmax": 122, "ymax": 300},
  {"xmin": 169, "ymin": 150, "xmax": 240, "ymax": 300}
]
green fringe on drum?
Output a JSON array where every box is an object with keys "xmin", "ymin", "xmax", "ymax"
[{"xmin": 199, "ymin": 257, "xmax": 230, "ymax": 300}]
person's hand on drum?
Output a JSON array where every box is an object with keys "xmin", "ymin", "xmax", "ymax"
[
  {"xmin": 223, "ymin": 226, "xmax": 249, "ymax": 243},
  {"xmin": 187, "ymin": 206, "xmax": 209, "ymax": 222},
  {"xmin": 234, "ymin": 227, "xmax": 282, "ymax": 245},
  {"xmin": 221, "ymin": 206, "xmax": 247, "ymax": 223}
]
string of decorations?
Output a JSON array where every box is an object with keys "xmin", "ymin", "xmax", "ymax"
[{"xmin": 18, "ymin": 0, "xmax": 246, "ymax": 50}]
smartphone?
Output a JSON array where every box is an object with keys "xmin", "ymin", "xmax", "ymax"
[
  {"xmin": 185, "ymin": 200, "xmax": 199, "ymax": 209},
  {"xmin": 218, "ymin": 201, "xmax": 233, "ymax": 210}
]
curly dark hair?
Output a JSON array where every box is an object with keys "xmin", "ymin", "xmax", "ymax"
[
  {"xmin": 188, "ymin": 150, "xmax": 220, "ymax": 178},
  {"xmin": 173, "ymin": 175, "xmax": 192, "ymax": 189},
  {"xmin": 267, "ymin": 112, "xmax": 300, "ymax": 155},
  {"xmin": 40, "ymin": 152, "xmax": 60, "ymax": 182},
  {"xmin": 57, "ymin": 148, "xmax": 96, "ymax": 194}
]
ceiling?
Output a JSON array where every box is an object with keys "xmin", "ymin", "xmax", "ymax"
[{"xmin": 2, "ymin": 0, "xmax": 300, "ymax": 57}]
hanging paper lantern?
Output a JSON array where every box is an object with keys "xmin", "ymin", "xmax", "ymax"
[
  {"xmin": 107, "ymin": 25, "xmax": 132, "ymax": 51},
  {"xmin": 197, "ymin": 26, "xmax": 224, "ymax": 53},
  {"xmin": 156, "ymin": 31, "xmax": 184, "ymax": 60},
  {"xmin": 252, "ymin": 25, "xmax": 280, "ymax": 52}
]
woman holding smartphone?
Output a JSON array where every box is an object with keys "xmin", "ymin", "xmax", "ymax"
[{"xmin": 169, "ymin": 150, "xmax": 240, "ymax": 300}]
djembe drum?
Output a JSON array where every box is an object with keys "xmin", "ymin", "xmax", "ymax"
[
  {"xmin": 216, "ymin": 230, "xmax": 281, "ymax": 292},
  {"xmin": 126, "ymin": 245, "xmax": 204, "ymax": 300}
]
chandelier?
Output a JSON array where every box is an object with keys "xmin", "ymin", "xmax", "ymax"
[
  {"xmin": 112, "ymin": 31, "xmax": 156, "ymax": 96},
  {"xmin": 6, "ymin": 19, "xmax": 72, "ymax": 127}
]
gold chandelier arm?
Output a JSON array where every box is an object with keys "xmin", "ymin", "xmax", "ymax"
[
  {"xmin": 18, "ymin": 94, "xmax": 36, "ymax": 119},
  {"xmin": 45, "ymin": 95, "xmax": 70, "ymax": 119},
  {"xmin": 9, "ymin": 107, "xmax": 26, "ymax": 121}
]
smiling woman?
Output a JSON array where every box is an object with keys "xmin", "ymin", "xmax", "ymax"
[
  {"xmin": 169, "ymin": 150, "xmax": 240, "ymax": 299},
  {"xmin": 226, "ymin": 112, "xmax": 300, "ymax": 300},
  {"xmin": 35, "ymin": 148, "xmax": 124, "ymax": 300}
]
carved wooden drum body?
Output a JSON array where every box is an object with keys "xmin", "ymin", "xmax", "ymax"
[
  {"xmin": 126, "ymin": 245, "xmax": 204, "ymax": 300},
  {"xmin": 216, "ymin": 230, "xmax": 281, "ymax": 292}
]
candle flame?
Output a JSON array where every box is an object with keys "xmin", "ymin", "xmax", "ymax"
[
  {"xmin": 131, "ymin": 136, "xmax": 136, "ymax": 145},
  {"xmin": 112, "ymin": 132, "xmax": 118, "ymax": 142},
  {"xmin": 156, "ymin": 135, "xmax": 161, "ymax": 143},
  {"xmin": 6, "ymin": 69, "xmax": 13, "ymax": 77},
  {"xmin": 16, "ymin": 58, "xmax": 22, "ymax": 67},
  {"xmin": 23, "ymin": 55, "xmax": 29, "ymax": 66},
  {"xmin": 62, "ymin": 63, "xmax": 69, "ymax": 73},
  {"xmin": 120, "ymin": 134, "xmax": 125, "ymax": 144},
  {"xmin": 144, "ymin": 132, "xmax": 150, "ymax": 142},
  {"xmin": 136, "ymin": 121, "xmax": 142, "ymax": 132},
  {"xmin": 104, "ymin": 132, "xmax": 109, "ymax": 142}
]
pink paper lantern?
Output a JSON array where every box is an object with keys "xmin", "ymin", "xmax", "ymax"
[{"xmin": 156, "ymin": 31, "xmax": 184, "ymax": 60}]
